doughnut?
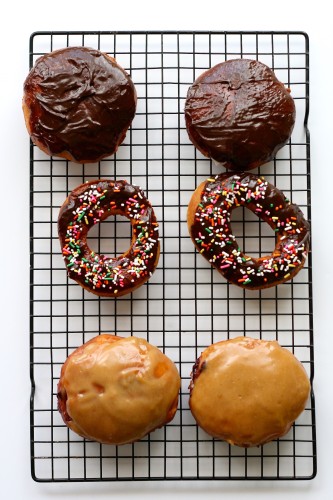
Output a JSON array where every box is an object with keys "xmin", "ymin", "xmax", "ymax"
[
  {"xmin": 23, "ymin": 46, "xmax": 136, "ymax": 163},
  {"xmin": 189, "ymin": 336, "xmax": 310, "ymax": 447},
  {"xmin": 184, "ymin": 58, "xmax": 296, "ymax": 170},
  {"xmin": 58, "ymin": 179, "xmax": 160, "ymax": 297},
  {"xmin": 187, "ymin": 172, "xmax": 310, "ymax": 290},
  {"xmin": 57, "ymin": 334, "xmax": 181, "ymax": 445}
]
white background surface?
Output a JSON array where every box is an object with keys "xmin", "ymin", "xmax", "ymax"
[{"xmin": 1, "ymin": 1, "xmax": 332, "ymax": 498}]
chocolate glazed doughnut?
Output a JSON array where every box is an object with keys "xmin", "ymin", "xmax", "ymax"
[
  {"xmin": 184, "ymin": 59, "xmax": 296, "ymax": 170},
  {"xmin": 187, "ymin": 172, "xmax": 310, "ymax": 290},
  {"xmin": 58, "ymin": 179, "xmax": 160, "ymax": 297},
  {"xmin": 23, "ymin": 47, "xmax": 137, "ymax": 163}
]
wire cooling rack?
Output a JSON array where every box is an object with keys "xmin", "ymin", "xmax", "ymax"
[{"xmin": 29, "ymin": 31, "xmax": 316, "ymax": 482}]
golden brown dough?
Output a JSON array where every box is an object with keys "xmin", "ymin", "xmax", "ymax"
[
  {"xmin": 189, "ymin": 337, "xmax": 310, "ymax": 447},
  {"xmin": 57, "ymin": 334, "xmax": 180, "ymax": 445}
]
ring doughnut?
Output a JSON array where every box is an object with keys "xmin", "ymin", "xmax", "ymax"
[
  {"xmin": 58, "ymin": 179, "xmax": 160, "ymax": 297},
  {"xmin": 187, "ymin": 172, "xmax": 310, "ymax": 290}
]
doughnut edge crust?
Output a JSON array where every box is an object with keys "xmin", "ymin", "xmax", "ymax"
[
  {"xmin": 187, "ymin": 172, "xmax": 310, "ymax": 290},
  {"xmin": 58, "ymin": 179, "xmax": 160, "ymax": 297}
]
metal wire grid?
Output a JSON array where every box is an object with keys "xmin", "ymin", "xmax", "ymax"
[{"xmin": 29, "ymin": 31, "xmax": 316, "ymax": 482}]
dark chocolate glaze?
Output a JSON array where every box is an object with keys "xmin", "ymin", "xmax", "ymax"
[
  {"xmin": 23, "ymin": 47, "xmax": 137, "ymax": 162},
  {"xmin": 58, "ymin": 179, "xmax": 160, "ymax": 297},
  {"xmin": 189, "ymin": 172, "xmax": 310, "ymax": 289},
  {"xmin": 184, "ymin": 59, "xmax": 296, "ymax": 170}
]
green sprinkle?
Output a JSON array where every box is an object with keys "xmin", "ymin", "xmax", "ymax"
[
  {"xmin": 67, "ymin": 262, "xmax": 75, "ymax": 267},
  {"xmin": 205, "ymin": 228, "xmax": 212, "ymax": 234},
  {"xmin": 77, "ymin": 212, "xmax": 85, "ymax": 221}
]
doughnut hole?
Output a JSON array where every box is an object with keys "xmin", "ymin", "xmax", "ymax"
[
  {"xmin": 87, "ymin": 215, "xmax": 132, "ymax": 257},
  {"xmin": 230, "ymin": 207, "xmax": 275, "ymax": 258}
]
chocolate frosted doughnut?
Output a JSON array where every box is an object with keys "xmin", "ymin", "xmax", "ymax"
[
  {"xmin": 23, "ymin": 47, "xmax": 137, "ymax": 163},
  {"xmin": 184, "ymin": 59, "xmax": 296, "ymax": 170},
  {"xmin": 187, "ymin": 172, "xmax": 310, "ymax": 290},
  {"xmin": 189, "ymin": 337, "xmax": 310, "ymax": 447},
  {"xmin": 58, "ymin": 179, "xmax": 160, "ymax": 297}
]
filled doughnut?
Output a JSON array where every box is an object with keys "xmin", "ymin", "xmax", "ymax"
[
  {"xmin": 184, "ymin": 58, "xmax": 295, "ymax": 170},
  {"xmin": 58, "ymin": 179, "xmax": 160, "ymax": 297},
  {"xmin": 187, "ymin": 172, "xmax": 310, "ymax": 290},
  {"xmin": 189, "ymin": 336, "xmax": 310, "ymax": 447},
  {"xmin": 23, "ymin": 46, "xmax": 136, "ymax": 163},
  {"xmin": 57, "ymin": 334, "xmax": 181, "ymax": 445}
]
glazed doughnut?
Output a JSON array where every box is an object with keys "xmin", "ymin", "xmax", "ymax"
[
  {"xmin": 23, "ymin": 46, "xmax": 136, "ymax": 163},
  {"xmin": 189, "ymin": 336, "xmax": 310, "ymax": 447},
  {"xmin": 187, "ymin": 172, "xmax": 310, "ymax": 289},
  {"xmin": 184, "ymin": 58, "xmax": 296, "ymax": 170},
  {"xmin": 58, "ymin": 179, "xmax": 160, "ymax": 297},
  {"xmin": 57, "ymin": 334, "xmax": 181, "ymax": 445}
]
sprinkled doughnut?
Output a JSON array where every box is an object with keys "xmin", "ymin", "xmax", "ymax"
[
  {"xmin": 187, "ymin": 173, "xmax": 310, "ymax": 290},
  {"xmin": 58, "ymin": 180, "xmax": 160, "ymax": 297}
]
